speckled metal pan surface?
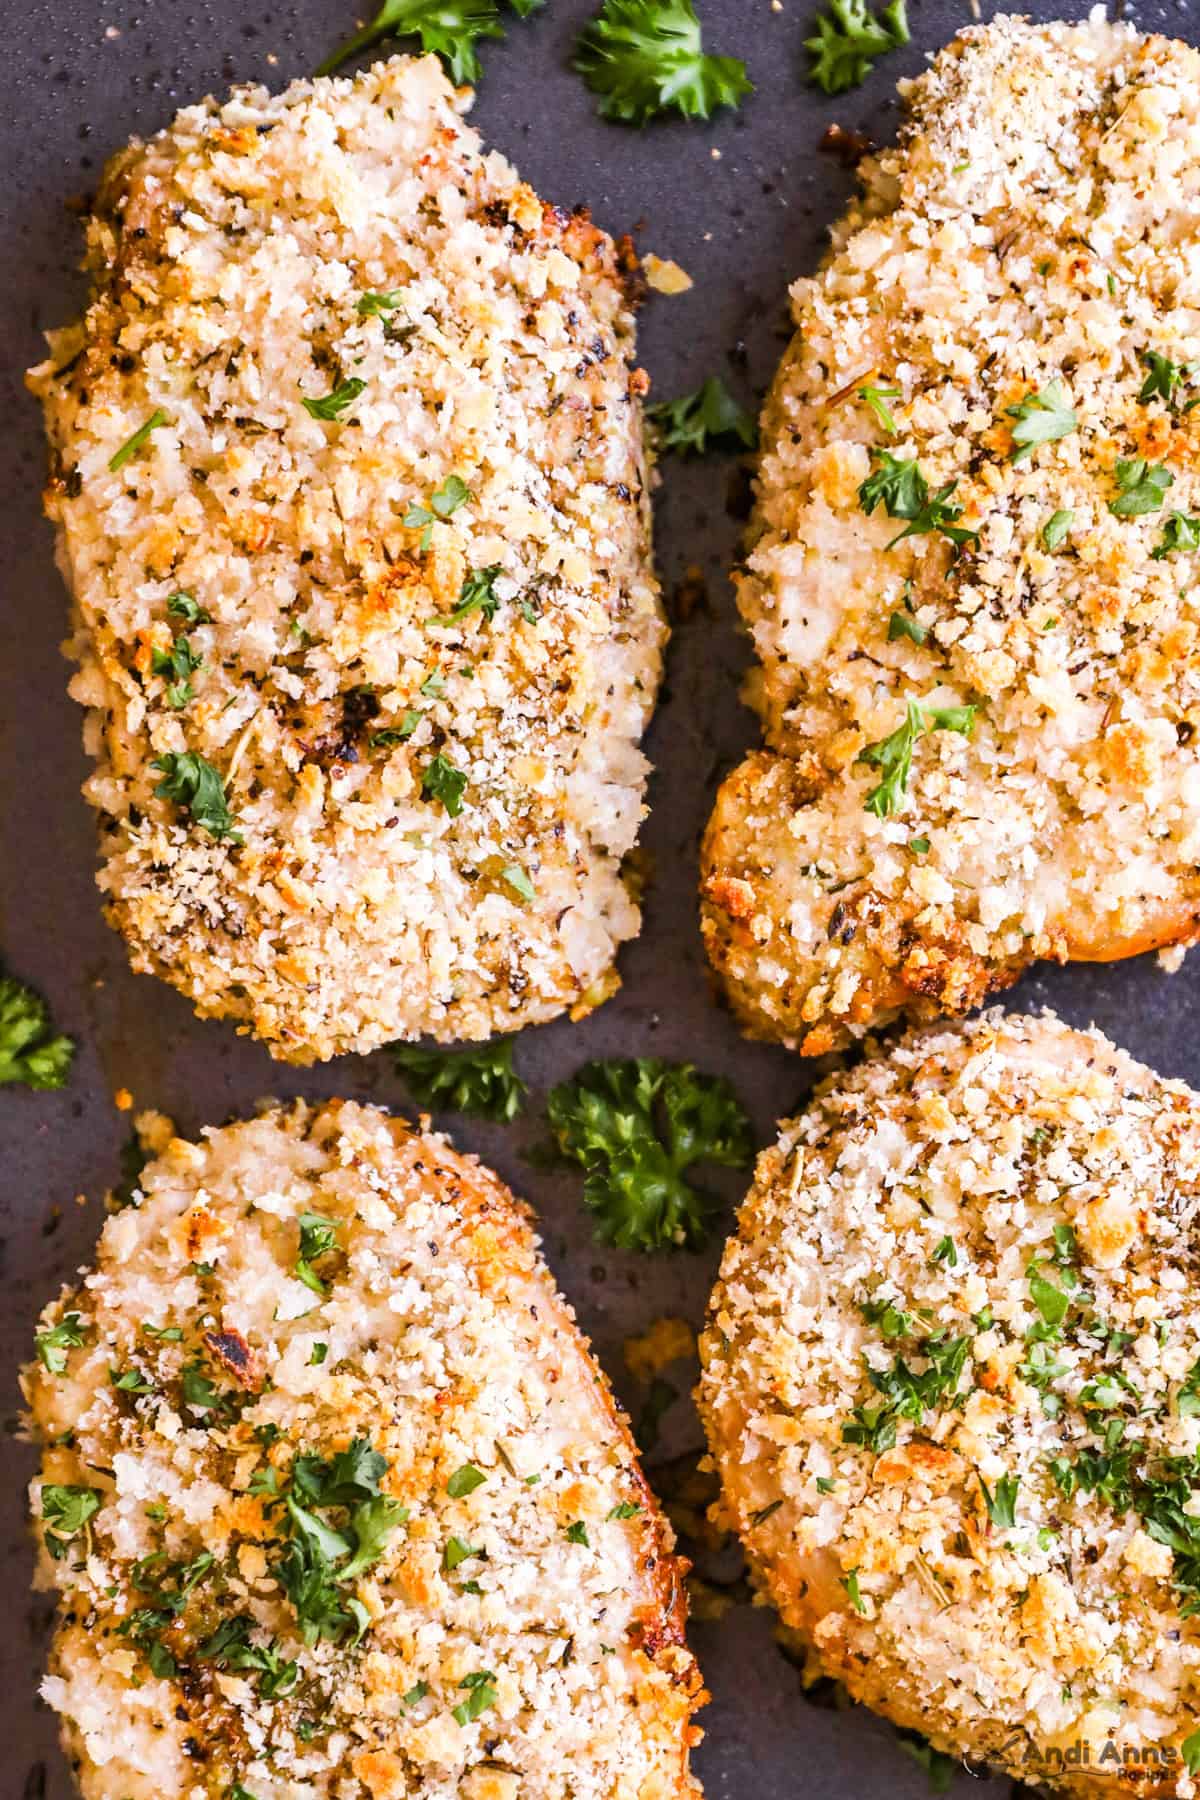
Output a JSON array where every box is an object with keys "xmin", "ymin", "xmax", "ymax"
[{"xmin": 3, "ymin": 0, "xmax": 1196, "ymax": 1794}]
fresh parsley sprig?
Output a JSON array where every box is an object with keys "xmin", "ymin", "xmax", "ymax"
[
  {"xmin": 545, "ymin": 1058, "xmax": 752, "ymax": 1251},
  {"xmin": 858, "ymin": 698, "xmax": 976, "ymax": 817},
  {"xmin": 805, "ymin": 0, "xmax": 909, "ymax": 96},
  {"xmin": 318, "ymin": 0, "xmax": 537, "ymax": 82},
  {"xmin": 0, "ymin": 967, "xmax": 74, "ymax": 1089},
  {"xmin": 574, "ymin": 0, "xmax": 750, "ymax": 126},
  {"xmin": 1153, "ymin": 512, "xmax": 1200, "ymax": 559},
  {"xmin": 647, "ymin": 376, "xmax": 756, "ymax": 457},
  {"xmin": 390, "ymin": 1037, "xmax": 527, "ymax": 1120}
]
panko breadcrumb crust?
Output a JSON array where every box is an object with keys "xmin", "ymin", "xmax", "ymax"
[
  {"xmin": 701, "ymin": 15, "xmax": 1200, "ymax": 1054},
  {"xmin": 699, "ymin": 1011, "xmax": 1200, "ymax": 1797},
  {"xmin": 23, "ymin": 1101, "xmax": 704, "ymax": 1800},
  {"xmin": 29, "ymin": 54, "xmax": 665, "ymax": 1063}
]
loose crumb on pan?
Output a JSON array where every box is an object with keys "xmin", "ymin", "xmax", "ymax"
[
  {"xmin": 29, "ymin": 53, "xmax": 665, "ymax": 1063},
  {"xmin": 701, "ymin": 13, "xmax": 1200, "ymax": 1055},
  {"xmin": 700, "ymin": 1009, "xmax": 1200, "ymax": 1795},
  {"xmin": 23, "ymin": 1099, "xmax": 704, "ymax": 1800}
]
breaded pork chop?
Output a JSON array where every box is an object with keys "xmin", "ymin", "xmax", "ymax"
[
  {"xmin": 701, "ymin": 16, "xmax": 1200, "ymax": 1055},
  {"xmin": 23, "ymin": 1101, "xmax": 704, "ymax": 1800},
  {"xmin": 699, "ymin": 1011, "xmax": 1200, "ymax": 1796},
  {"xmin": 29, "ymin": 55, "xmax": 664, "ymax": 1063}
]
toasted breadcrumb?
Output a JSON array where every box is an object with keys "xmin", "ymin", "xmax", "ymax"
[
  {"xmin": 700, "ymin": 1010, "xmax": 1200, "ymax": 1795},
  {"xmin": 30, "ymin": 55, "xmax": 665, "ymax": 1063},
  {"xmin": 702, "ymin": 16, "xmax": 1200, "ymax": 1052}
]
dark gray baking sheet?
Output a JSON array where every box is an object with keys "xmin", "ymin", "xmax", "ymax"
[{"xmin": 4, "ymin": 0, "xmax": 1199, "ymax": 1793}]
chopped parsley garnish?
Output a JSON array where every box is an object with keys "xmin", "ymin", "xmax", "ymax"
[
  {"xmin": 887, "ymin": 607, "xmax": 926, "ymax": 646},
  {"xmin": 842, "ymin": 1328, "xmax": 971, "ymax": 1453},
  {"xmin": 841, "ymin": 1567, "xmax": 866, "ymax": 1613},
  {"xmin": 452, "ymin": 1669, "xmax": 498, "ymax": 1725},
  {"xmin": 804, "ymin": 0, "xmax": 909, "ymax": 95},
  {"xmin": 36, "ymin": 1312, "xmax": 87, "ymax": 1375},
  {"xmin": 356, "ymin": 289, "xmax": 406, "ymax": 316},
  {"xmin": 420, "ymin": 750, "xmax": 469, "ymax": 816},
  {"xmin": 151, "ymin": 631, "xmax": 202, "ymax": 708},
  {"xmin": 273, "ymin": 1440, "xmax": 408, "ymax": 1643},
  {"xmin": 390, "ymin": 1037, "xmax": 526, "ymax": 1120},
  {"xmin": 858, "ymin": 450, "xmax": 976, "ymax": 548},
  {"xmin": 979, "ymin": 1471, "xmax": 1019, "ymax": 1528},
  {"xmin": 1109, "ymin": 458, "xmax": 1174, "ymax": 517},
  {"xmin": 501, "ymin": 863, "xmax": 536, "ymax": 903},
  {"xmin": 1041, "ymin": 508, "xmax": 1074, "ymax": 552},
  {"xmin": 908, "ymin": 835, "xmax": 930, "ymax": 855},
  {"xmin": 404, "ymin": 474, "xmax": 472, "ymax": 550},
  {"xmin": 310, "ymin": 1342, "xmax": 328, "ymax": 1366},
  {"xmin": 108, "ymin": 408, "xmax": 168, "ymax": 474},
  {"xmin": 111, "ymin": 1365, "xmax": 155, "ymax": 1395},
  {"xmin": 0, "ymin": 967, "xmax": 74, "ymax": 1089},
  {"xmin": 318, "ymin": 0, "xmax": 535, "ymax": 81},
  {"xmin": 574, "ymin": 0, "xmax": 750, "ymax": 125},
  {"xmin": 859, "ymin": 382, "xmax": 900, "ymax": 434},
  {"xmin": 302, "ymin": 377, "xmax": 367, "ymax": 421},
  {"xmin": 403, "ymin": 1680, "xmax": 430, "ymax": 1707},
  {"xmin": 1138, "ymin": 350, "xmax": 1199, "ymax": 411},
  {"xmin": 607, "ymin": 1500, "xmax": 643, "ymax": 1520},
  {"xmin": 565, "ymin": 1520, "xmax": 591, "ymax": 1546},
  {"xmin": 931, "ymin": 1236, "xmax": 957, "ymax": 1267},
  {"xmin": 858, "ymin": 698, "xmax": 976, "ymax": 817},
  {"xmin": 429, "ymin": 564, "xmax": 503, "ymax": 627},
  {"xmin": 1185, "ymin": 1731, "xmax": 1200, "ymax": 1778},
  {"xmin": 443, "ymin": 1534, "xmax": 484, "ymax": 1572},
  {"xmin": 40, "ymin": 1483, "xmax": 101, "ymax": 1559},
  {"xmin": 167, "ymin": 590, "xmax": 211, "ymax": 625},
  {"xmin": 152, "ymin": 751, "xmax": 241, "ymax": 843},
  {"xmin": 647, "ymin": 376, "xmax": 757, "ymax": 457},
  {"xmin": 1152, "ymin": 511, "xmax": 1200, "ymax": 559},
  {"xmin": 1004, "ymin": 381, "xmax": 1077, "ymax": 463},
  {"xmin": 545, "ymin": 1057, "xmax": 752, "ymax": 1251},
  {"xmin": 196, "ymin": 1615, "xmax": 299, "ymax": 1697},
  {"xmin": 447, "ymin": 1464, "xmax": 486, "ymax": 1498},
  {"xmin": 295, "ymin": 1211, "xmax": 340, "ymax": 1296}
]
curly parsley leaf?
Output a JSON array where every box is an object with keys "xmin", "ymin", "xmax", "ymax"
[
  {"xmin": 0, "ymin": 968, "xmax": 75, "ymax": 1089},
  {"xmin": 896, "ymin": 1730, "xmax": 958, "ymax": 1795},
  {"xmin": 574, "ymin": 0, "xmax": 751, "ymax": 126},
  {"xmin": 1109, "ymin": 457, "xmax": 1174, "ymax": 518},
  {"xmin": 390, "ymin": 1037, "xmax": 526, "ymax": 1121},
  {"xmin": 152, "ymin": 751, "xmax": 241, "ymax": 843},
  {"xmin": 420, "ymin": 750, "xmax": 469, "ymax": 816},
  {"xmin": 1005, "ymin": 380, "xmax": 1077, "ymax": 464},
  {"xmin": 858, "ymin": 698, "xmax": 976, "ymax": 817},
  {"xmin": 545, "ymin": 1058, "xmax": 753, "ymax": 1251},
  {"xmin": 1152, "ymin": 511, "xmax": 1200, "ymax": 559},
  {"xmin": 647, "ymin": 376, "xmax": 757, "ymax": 457},
  {"xmin": 317, "ymin": 0, "xmax": 524, "ymax": 82},
  {"xmin": 302, "ymin": 377, "xmax": 366, "ymax": 421},
  {"xmin": 804, "ymin": 0, "xmax": 909, "ymax": 96}
]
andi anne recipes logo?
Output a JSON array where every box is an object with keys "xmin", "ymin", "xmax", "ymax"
[{"xmin": 1000, "ymin": 1729, "xmax": 1200, "ymax": 1784}]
